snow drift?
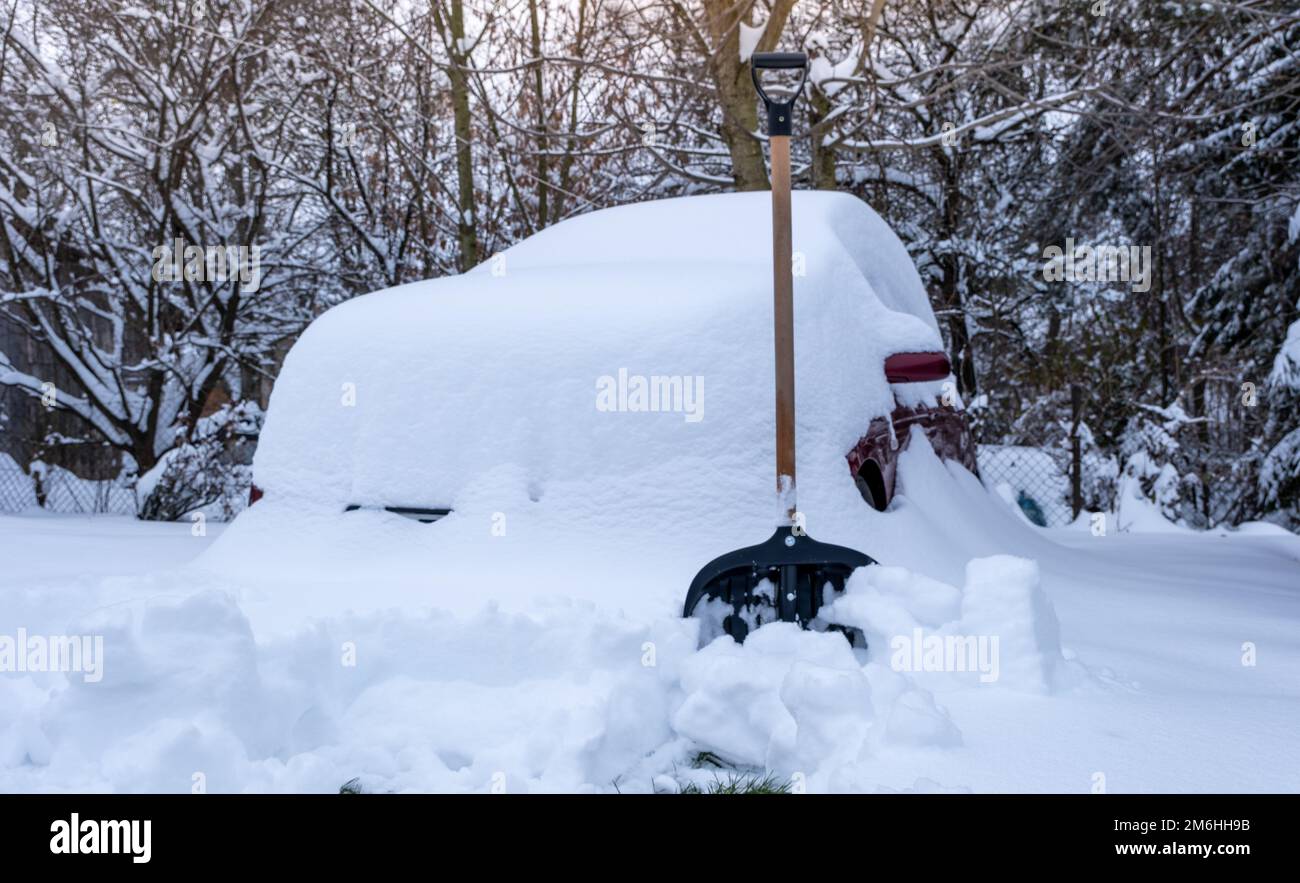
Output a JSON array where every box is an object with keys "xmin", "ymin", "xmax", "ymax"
[{"xmin": 6, "ymin": 433, "xmax": 1300, "ymax": 793}]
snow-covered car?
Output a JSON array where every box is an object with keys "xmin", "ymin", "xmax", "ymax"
[{"xmin": 248, "ymin": 191, "xmax": 974, "ymax": 523}]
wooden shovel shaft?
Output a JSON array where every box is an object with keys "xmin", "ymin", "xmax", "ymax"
[{"xmin": 770, "ymin": 134, "xmax": 796, "ymax": 520}]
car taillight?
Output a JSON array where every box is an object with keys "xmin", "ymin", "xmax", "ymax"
[
  {"xmin": 884, "ymin": 351, "xmax": 951, "ymax": 383},
  {"xmin": 249, "ymin": 483, "xmax": 263, "ymax": 505}
]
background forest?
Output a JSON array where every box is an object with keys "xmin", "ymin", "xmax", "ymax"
[{"xmin": 0, "ymin": 0, "xmax": 1297, "ymax": 528}]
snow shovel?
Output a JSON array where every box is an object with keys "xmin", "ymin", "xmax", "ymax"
[{"xmin": 682, "ymin": 52, "xmax": 875, "ymax": 644}]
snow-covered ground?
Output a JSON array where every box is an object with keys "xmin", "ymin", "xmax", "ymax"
[
  {"xmin": 2, "ymin": 195, "xmax": 1295, "ymax": 793},
  {"xmin": 2, "ymin": 442, "xmax": 1297, "ymax": 794}
]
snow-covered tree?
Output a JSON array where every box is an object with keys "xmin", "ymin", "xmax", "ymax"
[{"xmin": 0, "ymin": 0, "xmax": 331, "ymax": 486}]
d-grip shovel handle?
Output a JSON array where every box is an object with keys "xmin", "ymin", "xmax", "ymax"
[
  {"xmin": 752, "ymin": 52, "xmax": 806, "ymax": 523},
  {"xmin": 751, "ymin": 52, "xmax": 808, "ymax": 137}
]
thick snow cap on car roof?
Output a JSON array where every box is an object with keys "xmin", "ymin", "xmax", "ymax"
[
  {"xmin": 487, "ymin": 190, "xmax": 938, "ymax": 332},
  {"xmin": 252, "ymin": 190, "xmax": 944, "ymax": 536}
]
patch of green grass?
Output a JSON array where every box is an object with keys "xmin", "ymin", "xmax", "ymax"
[
  {"xmin": 691, "ymin": 750, "xmax": 728, "ymax": 769},
  {"xmin": 678, "ymin": 772, "xmax": 792, "ymax": 794}
]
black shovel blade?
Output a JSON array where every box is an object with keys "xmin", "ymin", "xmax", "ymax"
[{"xmin": 683, "ymin": 526, "xmax": 875, "ymax": 644}]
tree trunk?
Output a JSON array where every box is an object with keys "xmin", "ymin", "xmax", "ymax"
[
  {"xmin": 808, "ymin": 0, "xmax": 886, "ymax": 191},
  {"xmin": 434, "ymin": 0, "xmax": 480, "ymax": 272},
  {"xmin": 550, "ymin": 0, "xmax": 587, "ymax": 224},
  {"xmin": 699, "ymin": 0, "xmax": 795, "ymax": 191},
  {"xmin": 808, "ymin": 86, "xmax": 837, "ymax": 189},
  {"xmin": 936, "ymin": 153, "xmax": 977, "ymax": 397},
  {"xmin": 527, "ymin": 0, "xmax": 550, "ymax": 227}
]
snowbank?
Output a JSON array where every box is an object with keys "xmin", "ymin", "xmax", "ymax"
[
  {"xmin": 6, "ymin": 437, "xmax": 1300, "ymax": 793},
  {"xmin": 672, "ymin": 624, "xmax": 877, "ymax": 775}
]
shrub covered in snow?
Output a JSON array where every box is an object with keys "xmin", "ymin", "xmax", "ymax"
[
  {"xmin": 1261, "ymin": 313, "xmax": 1300, "ymax": 526},
  {"xmin": 135, "ymin": 403, "xmax": 262, "ymax": 522},
  {"xmin": 1115, "ymin": 400, "xmax": 1272, "ymax": 529}
]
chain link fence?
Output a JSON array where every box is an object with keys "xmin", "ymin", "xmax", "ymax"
[
  {"xmin": 6, "ymin": 435, "xmax": 1083, "ymax": 524},
  {"xmin": 977, "ymin": 444, "xmax": 1075, "ymax": 527},
  {"xmin": 975, "ymin": 386, "xmax": 1089, "ymax": 528},
  {"xmin": 1, "ymin": 395, "xmax": 261, "ymax": 519},
  {"xmin": 0, "ymin": 453, "xmax": 136, "ymax": 515},
  {"xmin": 2, "ymin": 437, "xmax": 1088, "ymax": 527}
]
